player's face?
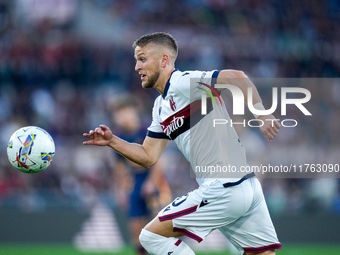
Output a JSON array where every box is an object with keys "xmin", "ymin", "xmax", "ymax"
[{"xmin": 134, "ymin": 45, "xmax": 161, "ymax": 89}]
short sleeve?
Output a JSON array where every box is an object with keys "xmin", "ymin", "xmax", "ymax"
[
  {"xmin": 147, "ymin": 96, "xmax": 170, "ymax": 140},
  {"xmin": 176, "ymin": 70, "xmax": 220, "ymax": 101}
]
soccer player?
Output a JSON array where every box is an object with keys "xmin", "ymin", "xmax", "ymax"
[{"xmin": 83, "ymin": 32, "xmax": 282, "ymax": 255}]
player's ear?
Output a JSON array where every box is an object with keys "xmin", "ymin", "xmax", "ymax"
[{"xmin": 161, "ymin": 54, "xmax": 169, "ymax": 68}]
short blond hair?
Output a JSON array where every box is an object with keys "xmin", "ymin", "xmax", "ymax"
[{"xmin": 133, "ymin": 32, "xmax": 178, "ymax": 62}]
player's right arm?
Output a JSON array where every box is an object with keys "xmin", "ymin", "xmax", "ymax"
[
  {"xmin": 216, "ymin": 70, "xmax": 281, "ymax": 141},
  {"xmin": 83, "ymin": 124, "xmax": 169, "ymax": 168}
]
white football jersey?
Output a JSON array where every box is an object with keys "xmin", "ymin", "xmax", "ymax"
[{"xmin": 147, "ymin": 69, "xmax": 248, "ymax": 185}]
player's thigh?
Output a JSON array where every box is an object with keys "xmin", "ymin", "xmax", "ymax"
[
  {"xmin": 144, "ymin": 216, "xmax": 183, "ymax": 238},
  {"xmin": 220, "ymin": 178, "xmax": 280, "ymax": 253}
]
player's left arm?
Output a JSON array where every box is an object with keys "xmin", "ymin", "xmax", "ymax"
[{"xmin": 216, "ymin": 69, "xmax": 280, "ymax": 141}]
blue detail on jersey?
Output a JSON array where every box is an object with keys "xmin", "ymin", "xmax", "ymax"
[
  {"xmin": 163, "ymin": 206, "xmax": 171, "ymax": 212},
  {"xmin": 162, "ymin": 69, "xmax": 179, "ymax": 99},
  {"xmin": 182, "ymin": 72, "xmax": 189, "ymax": 76},
  {"xmin": 172, "ymin": 194, "xmax": 189, "ymax": 207},
  {"xmin": 146, "ymin": 130, "xmax": 170, "ymax": 140},
  {"xmin": 222, "ymin": 172, "xmax": 255, "ymax": 188},
  {"xmin": 211, "ymin": 70, "xmax": 220, "ymax": 89}
]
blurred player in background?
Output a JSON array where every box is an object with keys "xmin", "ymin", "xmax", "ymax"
[
  {"xmin": 84, "ymin": 32, "xmax": 282, "ymax": 255},
  {"xmin": 111, "ymin": 101, "xmax": 171, "ymax": 255}
]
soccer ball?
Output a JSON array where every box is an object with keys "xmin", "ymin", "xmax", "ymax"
[{"xmin": 7, "ymin": 126, "xmax": 55, "ymax": 173}]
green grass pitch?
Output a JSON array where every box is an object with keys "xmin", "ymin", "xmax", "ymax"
[{"xmin": 0, "ymin": 244, "xmax": 339, "ymax": 255}]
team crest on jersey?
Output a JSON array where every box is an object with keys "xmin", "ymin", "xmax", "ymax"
[{"xmin": 169, "ymin": 95, "xmax": 176, "ymax": 111}]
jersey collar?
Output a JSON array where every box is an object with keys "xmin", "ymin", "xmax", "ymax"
[{"xmin": 162, "ymin": 69, "xmax": 179, "ymax": 99}]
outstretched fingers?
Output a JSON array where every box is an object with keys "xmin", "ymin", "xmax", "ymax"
[
  {"xmin": 99, "ymin": 124, "xmax": 108, "ymax": 130},
  {"xmin": 83, "ymin": 131, "xmax": 94, "ymax": 145},
  {"xmin": 83, "ymin": 128, "xmax": 100, "ymax": 145},
  {"xmin": 95, "ymin": 127, "xmax": 104, "ymax": 136},
  {"xmin": 82, "ymin": 125, "xmax": 113, "ymax": 146}
]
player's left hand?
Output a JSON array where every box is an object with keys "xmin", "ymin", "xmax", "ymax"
[{"xmin": 258, "ymin": 115, "xmax": 280, "ymax": 141}]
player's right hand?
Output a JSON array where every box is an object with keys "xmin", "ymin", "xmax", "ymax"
[
  {"xmin": 258, "ymin": 115, "xmax": 280, "ymax": 142},
  {"xmin": 83, "ymin": 124, "xmax": 114, "ymax": 146}
]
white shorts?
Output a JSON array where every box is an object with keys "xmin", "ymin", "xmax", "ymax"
[{"xmin": 157, "ymin": 177, "xmax": 282, "ymax": 254}]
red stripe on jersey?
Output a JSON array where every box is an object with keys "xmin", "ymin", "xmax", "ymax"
[
  {"xmin": 159, "ymin": 205, "xmax": 198, "ymax": 221},
  {"xmin": 174, "ymin": 240, "xmax": 182, "ymax": 246},
  {"xmin": 161, "ymin": 100, "xmax": 201, "ymax": 127},
  {"xmin": 160, "ymin": 100, "xmax": 201, "ymax": 139},
  {"xmin": 173, "ymin": 227, "xmax": 203, "ymax": 243},
  {"xmin": 243, "ymin": 243, "xmax": 282, "ymax": 253}
]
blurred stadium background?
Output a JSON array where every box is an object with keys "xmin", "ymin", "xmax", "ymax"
[{"xmin": 0, "ymin": 0, "xmax": 340, "ymax": 254}]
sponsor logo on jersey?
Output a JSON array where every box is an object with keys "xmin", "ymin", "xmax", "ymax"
[
  {"xmin": 161, "ymin": 116, "xmax": 184, "ymax": 136},
  {"xmin": 159, "ymin": 101, "xmax": 202, "ymax": 139}
]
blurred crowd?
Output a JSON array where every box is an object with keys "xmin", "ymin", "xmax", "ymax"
[{"xmin": 0, "ymin": 0, "xmax": 340, "ymax": 219}]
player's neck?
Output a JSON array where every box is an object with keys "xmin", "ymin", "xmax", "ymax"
[{"xmin": 155, "ymin": 67, "xmax": 176, "ymax": 95}]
